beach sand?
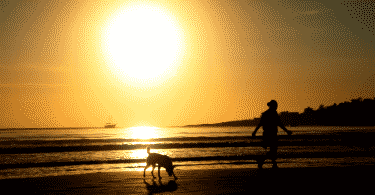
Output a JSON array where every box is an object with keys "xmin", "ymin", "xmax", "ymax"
[
  {"xmin": 1, "ymin": 164, "xmax": 374, "ymax": 194},
  {"xmin": 2, "ymin": 129, "xmax": 375, "ymax": 194}
]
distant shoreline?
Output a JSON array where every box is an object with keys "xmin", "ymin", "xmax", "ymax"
[
  {"xmin": 171, "ymin": 124, "xmax": 375, "ymax": 128},
  {"xmin": 169, "ymin": 124, "xmax": 257, "ymax": 128},
  {"xmin": 168, "ymin": 119, "xmax": 261, "ymax": 128}
]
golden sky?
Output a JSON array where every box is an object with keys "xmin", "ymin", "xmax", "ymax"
[{"xmin": 0, "ymin": 0, "xmax": 374, "ymax": 128}]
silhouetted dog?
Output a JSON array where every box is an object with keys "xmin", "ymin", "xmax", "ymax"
[{"xmin": 143, "ymin": 147, "xmax": 177, "ymax": 180}]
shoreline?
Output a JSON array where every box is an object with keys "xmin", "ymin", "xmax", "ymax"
[
  {"xmin": 2, "ymin": 128, "xmax": 375, "ymax": 181},
  {"xmin": 2, "ymin": 155, "xmax": 375, "ymax": 179},
  {"xmin": 2, "ymin": 149, "xmax": 375, "ymax": 170},
  {"xmin": 1, "ymin": 165, "xmax": 374, "ymax": 194},
  {"xmin": 1, "ymin": 127, "xmax": 375, "ymax": 191}
]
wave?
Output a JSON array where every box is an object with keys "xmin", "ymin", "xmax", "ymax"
[
  {"xmin": 2, "ymin": 150, "xmax": 374, "ymax": 170},
  {"xmin": 1, "ymin": 133, "xmax": 374, "ymax": 154}
]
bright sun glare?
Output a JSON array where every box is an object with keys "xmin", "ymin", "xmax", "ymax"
[
  {"xmin": 125, "ymin": 126, "xmax": 160, "ymax": 164},
  {"xmin": 129, "ymin": 126, "xmax": 160, "ymax": 139},
  {"xmin": 105, "ymin": 4, "xmax": 182, "ymax": 83}
]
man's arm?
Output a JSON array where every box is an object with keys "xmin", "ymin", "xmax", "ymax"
[
  {"xmin": 276, "ymin": 115, "xmax": 292, "ymax": 135},
  {"xmin": 252, "ymin": 123, "xmax": 262, "ymax": 137},
  {"xmin": 279, "ymin": 123, "xmax": 292, "ymax": 135}
]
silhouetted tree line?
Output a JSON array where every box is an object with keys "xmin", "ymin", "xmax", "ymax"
[
  {"xmin": 183, "ymin": 97, "xmax": 375, "ymax": 127},
  {"xmin": 282, "ymin": 97, "xmax": 375, "ymax": 126}
]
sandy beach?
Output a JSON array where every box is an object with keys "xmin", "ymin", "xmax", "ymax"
[
  {"xmin": 2, "ymin": 127, "xmax": 375, "ymax": 194},
  {"xmin": 1, "ymin": 127, "xmax": 375, "ymax": 194},
  {"xmin": 1, "ymin": 163, "xmax": 374, "ymax": 194}
]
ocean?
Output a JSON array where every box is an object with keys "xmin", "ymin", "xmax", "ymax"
[{"xmin": 1, "ymin": 126, "xmax": 374, "ymax": 179}]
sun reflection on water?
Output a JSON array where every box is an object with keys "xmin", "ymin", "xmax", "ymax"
[
  {"xmin": 129, "ymin": 126, "xmax": 160, "ymax": 140},
  {"xmin": 125, "ymin": 126, "xmax": 161, "ymax": 163},
  {"xmin": 125, "ymin": 149, "xmax": 148, "ymax": 160}
]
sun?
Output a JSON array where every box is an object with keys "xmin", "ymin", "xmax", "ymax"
[{"xmin": 104, "ymin": 4, "xmax": 183, "ymax": 84}]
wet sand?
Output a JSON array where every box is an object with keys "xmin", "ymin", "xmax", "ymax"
[
  {"xmin": 1, "ymin": 165, "xmax": 374, "ymax": 194},
  {"xmin": 2, "ymin": 129, "xmax": 375, "ymax": 194}
]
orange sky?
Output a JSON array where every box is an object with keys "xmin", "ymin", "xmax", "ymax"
[{"xmin": 0, "ymin": 0, "xmax": 374, "ymax": 128}]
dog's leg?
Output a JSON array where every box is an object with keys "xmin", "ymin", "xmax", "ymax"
[
  {"xmin": 158, "ymin": 165, "xmax": 162, "ymax": 179},
  {"xmin": 172, "ymin": 171, "xmax": 177, "ymax": 180},
  {"xmin": 143, "ymin": 164, "xmax": 150, "ymax": 177},
  {"xmin": 151, "ymin": 165, "xmax": 156, "ymax": 179}
]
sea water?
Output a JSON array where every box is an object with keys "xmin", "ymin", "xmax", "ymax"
[{"xmin": 0, "ymin": 126, "xmax": 374, "ymax": 179}]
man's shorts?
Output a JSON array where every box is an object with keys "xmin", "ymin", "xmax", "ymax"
[{"xmin": 262, "ymin": 134, "xmax": 278, "ymax": 148}]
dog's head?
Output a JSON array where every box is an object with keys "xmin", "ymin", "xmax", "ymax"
[{"xmin": 166, "ymin": 165, "xmax": 176, "ymax": 176}]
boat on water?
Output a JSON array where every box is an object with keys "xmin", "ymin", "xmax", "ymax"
[{"xmin": 104, "ymin": 123, "xmax": 116, "ymax": 128}]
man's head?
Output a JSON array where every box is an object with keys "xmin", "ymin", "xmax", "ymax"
[{"xmin": 267, "ymin": 100, "xmax": 278, "ymax": 110}]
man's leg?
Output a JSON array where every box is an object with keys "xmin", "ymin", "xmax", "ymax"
[
  {"xmin": 257, "ymin": 138, "xmax": 268, "ymax": 169},
  {"xmin": 270, "ymin": 145, "xmax": 277, "ymax": 168},
  {"xmin": 269, "ymin": 137, "xmax": 278, "ymax": 168}
]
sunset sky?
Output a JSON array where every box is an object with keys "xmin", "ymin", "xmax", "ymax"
[{"xmin": 0, "ymin": 0, "xmax": 374, "ymax": 128}]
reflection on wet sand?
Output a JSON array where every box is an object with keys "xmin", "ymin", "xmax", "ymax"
[{"xmin": 143, "ymin": 179, "xmax": 178, "ymax": 194}]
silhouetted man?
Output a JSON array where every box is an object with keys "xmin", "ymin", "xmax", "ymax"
[{"xmin": 252, "ymin": 100, "xmax": 292, "ymax": 168}]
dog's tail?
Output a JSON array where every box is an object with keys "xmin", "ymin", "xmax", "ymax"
[{"xmin": 146, "ymin": 146, "xmax": 150, "ymax": 154}]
